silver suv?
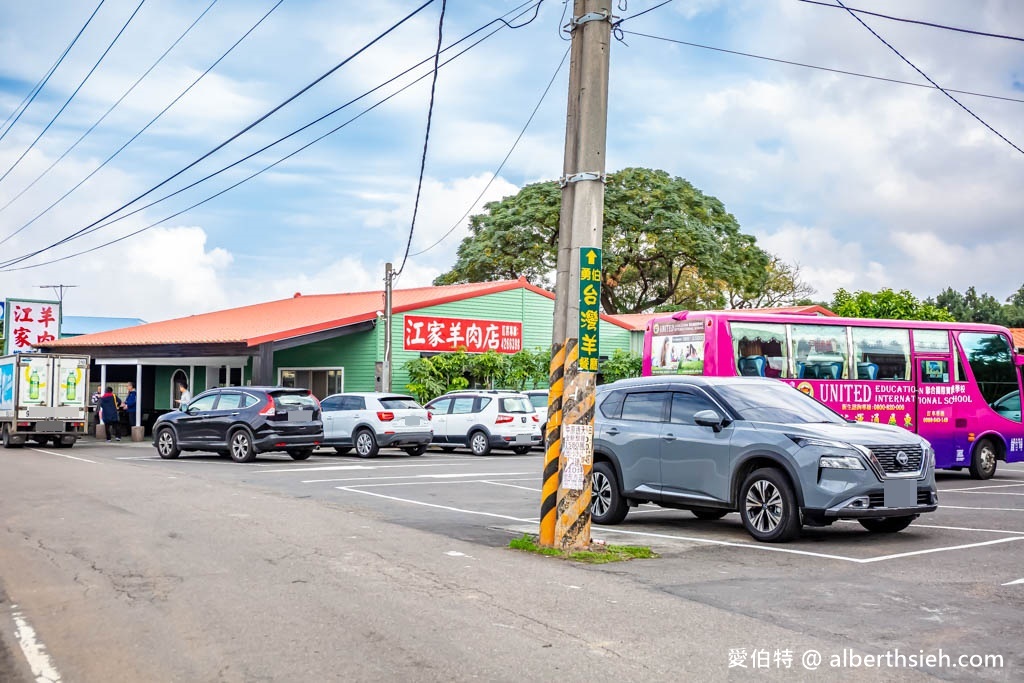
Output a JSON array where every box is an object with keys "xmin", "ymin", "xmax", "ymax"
[
  {"xmin": 425, "ymin": 391, "xmax": 541, "ymax": 455},
  {"xmin": 592, "ymin": 376, "xmax": 938, "ymax": 542},
  {"xmin": 319, "ymin": 393, "xmax": 432, "ymax": 457}
]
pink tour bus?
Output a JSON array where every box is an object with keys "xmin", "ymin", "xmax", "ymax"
[{"xmin": 643, "ymin": 311, "xmax": 1024, "ymax": 479}]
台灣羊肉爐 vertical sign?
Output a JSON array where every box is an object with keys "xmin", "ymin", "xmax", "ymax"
[{"xmin": 578, "ymin": 247, "xmax": 601, "ymax": 372}]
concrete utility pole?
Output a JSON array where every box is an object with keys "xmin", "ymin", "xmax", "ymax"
[
  {"xmin": 383, "ymin": 262, "xmax": 394, "ymax": 392},
  {"xmin": 540, "ymin": 0, "xmax": 611, "ymax": 550}
]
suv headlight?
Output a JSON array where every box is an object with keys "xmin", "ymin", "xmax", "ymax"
[
  {"xmin": 819, "ymin": 455, "xmax": 866, "ymax": 470},
  {"xmin": 789, "ymin": 436, "xmax": 854, "ymax": 450},
  {"xmin": 923, "ymin": 443, "xmax": 935, "ymax": 469}
]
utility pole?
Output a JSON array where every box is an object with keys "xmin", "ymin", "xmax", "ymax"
[
  {"xmin": 382, "ymin": 262, "xmax": 394, "ymax": 392},
  {"xmin": 540, "ymin": 0, "xmax": 611, "ymax": 550}
]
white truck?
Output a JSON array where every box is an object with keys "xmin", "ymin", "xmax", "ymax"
[{"xmin": 0, "ymin": 353, "xmax": 90, "ymax": 448}]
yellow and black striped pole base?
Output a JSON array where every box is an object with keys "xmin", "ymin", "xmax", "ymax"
[
  {"xmin": 539, "ymin": 341, "xmax": 565, "ymax": 547},
  {"xmin": 555, "ymin": 337, "xmax": 595, "ymax": 550}
]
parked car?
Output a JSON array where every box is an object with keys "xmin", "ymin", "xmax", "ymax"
[
  {"xmin": 153, "ymin": 387, "xmax": 322, "ymax": 463},
  {"xmin": 524, "ymin": 389, "xmax": 549, "ymax": 437},
  {"xmin": 425, "ymin": 390, "xmax": 541, "ymax": 455},
  {"xmin": 591, "ymin": 375, "xmax": 938, "ymax": 542},
  {"xmin": 320, "ymin": 392, "xmax": 432, "ymax": 457}
]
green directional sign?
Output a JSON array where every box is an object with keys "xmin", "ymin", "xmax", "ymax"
[{"xmin": 578, "ymin": 247, "xmax": 602, "ymax": 373}]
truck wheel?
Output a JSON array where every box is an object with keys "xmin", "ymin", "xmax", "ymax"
[
  {"xmin": 155, "ymin": 428, "xmax": 180, "ymax": 459},
  {"xmin": 53, "ymin": 439, "xmax": 74, "ymax": 449},
  {"xmin": 968, "ymin": 438, "xmax": 997, "ymax": 480},
  {"xmin": 2, "ymin": 426, "xmax": 21, "ymax": 449}
]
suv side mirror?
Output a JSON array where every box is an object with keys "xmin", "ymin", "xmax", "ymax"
[{"xmin": 694, "ymin": 409, "xmax": 726, "ymax": 432}]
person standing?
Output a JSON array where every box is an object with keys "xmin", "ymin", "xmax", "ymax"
[
  {"xmin": 123, "ymin": 381, "xmax": 137, "ymax": 434},
  {"xmin": 98, "ymin": 387, "xmax": 122, "ymax": 442},
  {"xmin": 175, "ymin": 381, "xmax": 191, "ymax": 409}
]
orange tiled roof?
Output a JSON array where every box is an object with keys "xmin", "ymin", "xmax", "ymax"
[
  {"xmin": 1011, "ymin": 328, "xmax": 1024, "ymax": 350},
  {"xmin": 609, "ymin": 305, "xmax": 837, "ymax": 332},
  {"xmin": 42, "ymin": 278, "xmax": 631, "ymax": 349}
]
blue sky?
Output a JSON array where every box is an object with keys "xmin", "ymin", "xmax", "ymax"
[{"xmin": 1, "ymin": 0, "xmax": 1023, "ymax": 321}]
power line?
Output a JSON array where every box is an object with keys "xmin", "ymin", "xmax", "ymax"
[
  {"xmin": 411, "ymin": 45, "xmax": 570, "ymax": 258},
  {"xmin": 0, "ymin": 0, "xmax": 106, "ymax": 144},
  {"xmin": 0, "ymin": 1, "xmax": 542, "ymax": 268},
  {"xmin": 0, "ymin": 0, "xmax": 433, "ymax": 262},
  {"xmin": 833, "ymin": 0, "xmax": 1024, "ymax": 155},
  {"xmin": 0, "ymin": 3, "xmax": 531, "ymax": 272},
  {"xmin": 798, "ymin": 0, "xmax": 1024, "ymax": 43},
  {"xmin": 623, "ymin": 30, "xmax": 1024, "ymax": 105},
  {"xmin": 0, "ymin": 0, "xmax": 148, "ymax": 186},
  {"xmin": 396, "ymin": 0, "xmax": 447, "ymax": 278},
  {"xmin": 0, "ymin": 0, "xmax": 278, "ymax": 248},
  {"xmin": 0, "ymin": 0, "xmax": 220, "ymax": 217}
]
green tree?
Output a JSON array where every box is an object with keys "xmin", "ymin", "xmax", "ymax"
[
  {"xmin": 435, "ymin": 168, "xmax": 805, "ymax": 315},
  {"xmin": 599, "ymin": 349, "xmax": 643, "ymax": 383},
  {"xmin": 932, "ymin": 286, "xmax": 1007, "ymax": 325},
  {"xmin": 831, "ymin": 288, "xmax": 954, "ymax": 322}
]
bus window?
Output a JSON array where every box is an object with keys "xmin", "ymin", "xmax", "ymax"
[
  {"xmin": 730, "ymin": 322, "xmax": 788, "ymax": 378},
  {"xmin": 913, "ymin": 329, "xmax": 950, "ymax": 354},
  {"xmin": 790, "ymin": 324, "xmax": 849, "ymax": 380},
  {"xmin": 958, "ymin": 332, "xmax": 1018, "ymax": 405},
  {"xmin": 850, "ymin": 327, "xmax": 910, "ymax": 381}
]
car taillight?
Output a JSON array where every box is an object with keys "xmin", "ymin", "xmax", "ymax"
[
  {"xmin": 307, "ymin": 391, "xmax": 321, "ymax": 409},
  {"xmin": 259, "ymin": 399, "xmax": 276, "ymax": 416},
  {"xmin": 377, "ymin": 411, "xmax": 394, "ymax": 421},
  {"xmin": 427, "ymin": 411, "xmax": 433, "ymax": 421},
  {"xmin": 532, "ymin": 415, "xmax": 539, "ymax": 422},
  {"xmin": 495, "ymin": 414, "xmax": 514, "ymax": 424}
]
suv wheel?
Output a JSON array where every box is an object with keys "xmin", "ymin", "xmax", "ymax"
[
  {"xmin": 739, "ymin": 468, "xmax": 801, "ymax": 543},
  {"xmin": 287, "ymin": 448, "xmax": 313, "ymax": 460},
  {"xmin": 969, "ymin": 438, "xmax": 997, "ymax": 480},
  {"xmin": 229, "ymin": 429, "xmax": 256, "ymax": 463},
  {"xmin": 354, "ymin": 429, "xmax": 379, "ymax": 458},
  {"xmin": 590, "ymin": 461, "xmax": 629, "ymax": 525},
  {"xmin": 334, "ymin": 446, "xmax": 352, "ymax": 455},
  {"xmin": 469, "ymin": 431, "xmax": 491, "ymax": 456},
  {"xmin": 512, "ymin": 445, "xmax": 532, "ymax": 455},
  {"xmin": 155, "ymin": 428, "xmax": 180, "ymax": 459},
  {"xmin": 404, "ymin": 444, "xmax": 428, "ymax": 456},
  {"xmin": 859, "ymin": 516, "xmax": 915, "ymax": 533}
]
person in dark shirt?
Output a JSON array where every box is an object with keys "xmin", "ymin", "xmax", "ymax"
[{"xmin": 98, "ymin": 387, "xmax": 122, "ymax": 442}]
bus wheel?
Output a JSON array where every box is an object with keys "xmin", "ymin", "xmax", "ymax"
[{"xmin": 969, "ymin": 438, "xmax": 998, "ymax": 480}]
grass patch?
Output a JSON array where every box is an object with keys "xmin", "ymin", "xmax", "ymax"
[{"xmin": 508, "ymin": 534, "xmax": 657, "ymax": 563}]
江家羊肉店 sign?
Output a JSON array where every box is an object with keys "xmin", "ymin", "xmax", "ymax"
[{"xmin": 403, "ymin": 315, "xmax": 522, "ymax": 354}]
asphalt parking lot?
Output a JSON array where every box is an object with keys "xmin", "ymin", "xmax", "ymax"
[{"xmin": 31, "ymin": 439, "xmax": 1024, "ymax": 679}]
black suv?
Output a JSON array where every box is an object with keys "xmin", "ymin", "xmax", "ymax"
[{"xmin": 153, "ymin": 387, "xmax": 323, "ymax": 462}]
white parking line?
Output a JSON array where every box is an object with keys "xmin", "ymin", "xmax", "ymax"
[
  {"xmin": 859, "ymin": 537, "xmax": 1024, "ymax": 563},
  {"xmin": 261, "ymin": 461, "xmax": 509, "ymax": 474},
  {"xmin": 1003, "ymin": 578, "xmax": 1024, "ymax": 586},
  {"xmin": 838, "ymin": 520, "xmax": 1024, "ymax": 536},
  {"xmin": 28, "ymin": 448, "xmax": 96, "ymax": 464},
  {"xmin": 942, "ymin": 483, "xmax": 1024, "ymax": 492},
  {"xmin": 942, "ymin": 491, "xmax": 1024, "ymax": 496},
  {"xmin": 941, "ymin": 505, "xmax": 1024, "ymax": 512},
  {"xmin": 11, "ymin": 604, "xmax": 62, "ymax": 683},
  {"xmin": 337, "ymin": 486, "xmax": 538, "ymax": 524},
  {"xmin": 483, "ymin": 480, "xmax": 541, "ymax": 492},
  {"xmin": 307, "ymin": 471, "xmax": 531, "ymax": 484}
]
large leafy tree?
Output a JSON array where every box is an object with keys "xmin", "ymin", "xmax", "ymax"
[
  {"xmin": 831, "ymin": 288, "xmax": 954, "ymax": 322},
  {"xmin": 435, "ymin": 167, "xmax": 806, "ymax": 315}
]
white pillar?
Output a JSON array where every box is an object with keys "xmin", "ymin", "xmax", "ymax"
[
  {"xmin": 188, "ymin": 365, "xmax": 194, "ymax": 396},
  {"xmin": 135, "ymin": 364, "xmax": 142, "ymax": 427}
]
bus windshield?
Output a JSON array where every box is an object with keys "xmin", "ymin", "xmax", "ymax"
[{"xmin": 714, "ymin": 382, "xmax": 845, "ymax": 425}]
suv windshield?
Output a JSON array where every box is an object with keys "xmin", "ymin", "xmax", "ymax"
[
  {"xmin": 714, "ymin": 382, "xmax": 845, "ymax": 424},
  {"xmin": 500, "ymin": 397, "xmax": 533, "ymax": 413}
]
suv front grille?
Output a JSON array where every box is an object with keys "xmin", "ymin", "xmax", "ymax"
[
  {"xmin": 867, "ymin": 490, "xmax": 933, "ymax": 507},
  {"xmin": 867, "ymin": 444, "xmax": 923, "ymax": 474}
]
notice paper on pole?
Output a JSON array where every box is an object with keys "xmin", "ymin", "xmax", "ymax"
[
  {"xmin": 578, "ymin": 247, "xmax": 602, "ymax": 373},
  {"xmin": 561, "ymin": 423, "xmax": 593, "ymax": 490}
]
